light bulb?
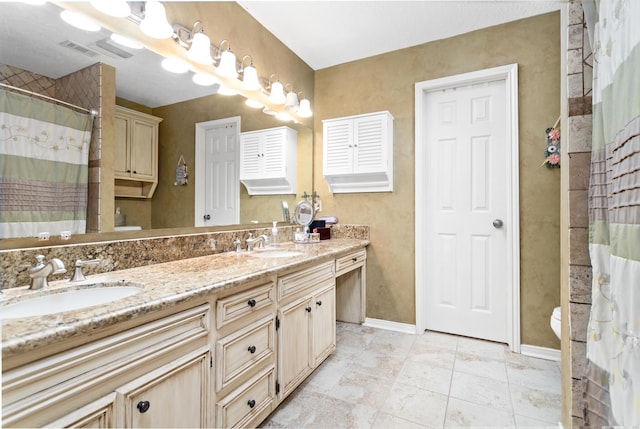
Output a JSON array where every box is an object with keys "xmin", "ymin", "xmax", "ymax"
[
  {"xmin": 161, "ymin": 58, "xmax": 189, "ymax": 74},
  {"xmin": 187, "ymin": 32, "xmax": 213, "ymax": 65},
  {"xmin": 216, "ymin": 50, "xmax": 238, "ymax": 78},
  {"xmin": 268, "ymin": 81, "xmax": 286, "ymax": 105},
  {"xmin": 241, "ymin": 65, "xmax": 261, "ymax": 91},
  {"xmin": 140, "ymin": 1, "xmax": 173, "ymax": 39}
]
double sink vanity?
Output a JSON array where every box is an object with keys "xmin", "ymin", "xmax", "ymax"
[{"xmin": 1, "ymin": 236, "xmax": 368, "ymax": 428}]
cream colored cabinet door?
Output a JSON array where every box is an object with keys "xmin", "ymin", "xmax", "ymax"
[
  {"xmin": 312, "ymin": 284, "xmax": 336, "ymax": 366},
  {"xmin": 116, "ymin": 346, "xmax": 210, "ymax": 428},
  {"xmin": 129, "ymin": 119, "xmax": 156, "ymax": 180},
  {"xmin": 114, "ymin": 115, "xmax": 129, "ymax": 177},
  {"xmin": 277, "ymin": 296, "xmax": 313, "ymax": 400}
]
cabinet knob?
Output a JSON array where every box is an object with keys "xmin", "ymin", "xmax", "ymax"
[
  {"xmin": 247, "ymin": 299, "xmax": 257, "ymax": 307},
  {"xmin": 204, "ymin": 214, "xmax": 211, "ymax": 221},
  {"xmin": 316, "ymin": 300, "xmax": 322, "ymax": 306},
  {"xmin": 247, "ymin": 399, "xmax": 256, "ymax": 409},
  {"xmin": 248, "ymin": 345, "xmax": 257, "ymax": 354},
  {"xmin": 137, "ymin": 401, "xmax": 150, "ymax": 413},
  {"xmin": 133, "ymin": 170, "xmax": 137, "ymax": 174},
  {"xmin": 352, "ymin": 257, "xmax": 358, "ymax": 262},
  {"xmin": 305, "ymin": 306, "xmax": 312, "ymax": 312},
  {"xmin": 127, "ymin": 169, "xmax": 131, "ymax": 173}
]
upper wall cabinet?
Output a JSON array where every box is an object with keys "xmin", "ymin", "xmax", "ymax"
[
  {"xmin": 114, "ymin": 106, "xmax": 163, "ymax": 198},
  {"xmin": 240, "ymin": 126, "xmax": 298, "ymax": 195},
  {"xmin": 322, "ymin": 111, "xmax": 394, "ymax": 193}
]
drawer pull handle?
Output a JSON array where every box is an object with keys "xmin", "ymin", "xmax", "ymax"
[
  {"xmin": 247, "ymin": 299, "xmax": 257, "ymax": 307},
  {"xmin": 247, "ymin": 399, "xmax": 256, "ymax": 409},
  {"xmin": 316, "ymin": 300, "xmax": 322, "ymax": 306},
  {"xmin": 137, "ymin": 401, "xmax": 150, "ymax": 413},
  {"xmin": 248, "ymin": 345, "xmax": 257, "ymax": 354},
  {"xmin": 305, "ymin": 306, "xmax": 312, "ymax": 312}
]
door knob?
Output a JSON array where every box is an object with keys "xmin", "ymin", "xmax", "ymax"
[{"xmin": 492, "ymin": 219, "xmax": 504, "ymax": 228}]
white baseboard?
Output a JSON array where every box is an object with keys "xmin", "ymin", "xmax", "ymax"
[
  {"xmin": 363, "ymin": 318, "xmax": 417, "ymax": 334},
  {"xmin": 520, "ymin": 344, "xmax": 561, "ymax": 361}
]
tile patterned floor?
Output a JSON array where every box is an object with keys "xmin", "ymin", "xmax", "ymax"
[{"xmin": 260, "ymin": 322, "xmax": 561, "ymax": 428}]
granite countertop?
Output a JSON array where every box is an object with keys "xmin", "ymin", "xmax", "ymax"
[{"xmin": 1, "ymin": 239, "xmax": 369, "ymax": 358}]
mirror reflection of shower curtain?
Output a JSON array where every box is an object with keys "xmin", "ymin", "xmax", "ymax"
[{"xmin": 0, "ymin": 89, "xmax": 93, "ymax": 239}]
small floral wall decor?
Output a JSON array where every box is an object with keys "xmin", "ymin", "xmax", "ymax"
[{"xmin": 543, "ymin": 126, "xmax": 561, "ymax": 169}]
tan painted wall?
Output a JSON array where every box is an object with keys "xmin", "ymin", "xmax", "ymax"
[{"xmin": 314, "ymin": 12, "xmax": 561, "ymax": 348}]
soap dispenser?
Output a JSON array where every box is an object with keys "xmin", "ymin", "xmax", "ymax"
[{"xmin": 271, "ymin": 221, "xmax": 279, "ymax": 247}]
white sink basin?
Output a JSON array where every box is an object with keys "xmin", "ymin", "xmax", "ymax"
[
  {"xmin": 249, "ymin": 249, "xmax": 303, "ymax": 258},
  {"xmin": 1, "ymin": 284, "xmax": 142, "ymax": 319}
]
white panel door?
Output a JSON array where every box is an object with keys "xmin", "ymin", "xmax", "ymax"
[
  {"xmin": 204, "ymin": 124, "xmax": 238, "ymax": 226},
  {"xmin": 425, "ymin": 80, "xmax": 508, "ymax": 343},
  {"xmin": 195, "ymin": 118, "xmax": 240, "ymax": 227}
]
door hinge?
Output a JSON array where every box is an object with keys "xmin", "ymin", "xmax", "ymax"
[
  {"xmin": 276, "ymin": 381, "xmax": 280, "ymax": 395},
  {"xmin": 276, "ymin": 316, "xmax": 280, "ymax": 330},
  {"xmin": 210, "ymin": 354, "xmax": 213, "ymax": 368}
]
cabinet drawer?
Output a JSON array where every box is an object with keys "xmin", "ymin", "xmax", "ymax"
[
  {"xmin": 216, "ymin": 316, "xmax": 274, "ymax": 392},
  {"xmin": 335, "ymin": 249, "xmax": 366, "ymax": 275},
  {"xmin": 217, "ymin": 282, "xmax": 274, "ymax": 329},
  {"xmin": 216, "ymin": 366, "xmax": 275, "ymax": 429},
  {"xmin": 277, "ymin": 261, "xmax": 334, "ymax": 301}
]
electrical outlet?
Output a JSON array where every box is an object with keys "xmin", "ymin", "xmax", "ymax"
[{"xmin": 315, "ymin": 200, "xmax": 322, "ymax": 212}]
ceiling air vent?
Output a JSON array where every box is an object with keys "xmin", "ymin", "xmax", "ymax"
[{"xmin": 59, "ymin": 40, "xmax": 100, "ymax": 58}]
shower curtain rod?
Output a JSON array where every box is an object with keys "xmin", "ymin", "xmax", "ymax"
[{"xmin": 0, "ymin": 83, "xmax": 98, "ymax": 115}]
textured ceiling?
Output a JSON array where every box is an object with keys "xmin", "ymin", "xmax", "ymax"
[{"xmin": 238, "ymin": 1, "xmax": 564, "ymax": 70}]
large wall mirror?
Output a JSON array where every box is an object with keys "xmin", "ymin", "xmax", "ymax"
[{"xmin": 1, "ymin": 2, "xmax": 313, "ymax": 249}]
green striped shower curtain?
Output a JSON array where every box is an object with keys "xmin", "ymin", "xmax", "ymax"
[
  {"xmin": 585, "ymin": 0, "xmax": 640, "ymax": 425},
  {"xmin": 0, "ymin": 89, "xmax": 92, "ymax": 239}
]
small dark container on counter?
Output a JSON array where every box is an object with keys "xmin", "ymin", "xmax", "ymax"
[
  {"xmin": 310, "ymin": 220, "xmax": 326, "ymax": 230},
  {"xmin": 313, "ymin": 227, "xmax": 331, "ymax": 240}
]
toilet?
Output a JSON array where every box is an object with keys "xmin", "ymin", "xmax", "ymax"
[{"xmin": 550, "ymin": 306, "xmax": 561, "ymax": 340}]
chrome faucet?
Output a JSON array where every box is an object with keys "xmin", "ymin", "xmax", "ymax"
[
  {"xmin": 28, "ymin": 255, "xmax": 66, "ymax": 290},
  {"xmin": 70, "ymin": 259, "xmax": 101, "ymax": 282},
  {"xmin": 246, "ymin": 234, "xmax": 269, "ymax": 251}
]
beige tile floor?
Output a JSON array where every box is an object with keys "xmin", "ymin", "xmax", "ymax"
[{"xmin": 260, "ymin": 322, "xmax": 561, "ymax": 428}]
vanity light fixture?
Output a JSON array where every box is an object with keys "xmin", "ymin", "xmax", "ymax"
[
  {"xmin": 173, "ymin": 21, "xmax": 214, "ymax": 65},
  {"xmin": 161, "ymin": 57, "xmax": 189, "ymax": 74},
  {"xmin": 276, "ymin": 111, "xmax": 293, "ymax": 122},
  {"xmin": 284, "ymin": 84, "xmax": 299, "ymax": 112},
  {"xmin": 140, "ymin": 1, "xmax": 173, "ymax": 39},
  {"xmin": 60, "ymin": 10, "xmax": 101, "ymax": 32},
  {"xmin": 297, "ymin": 94, "xmax": 313, "ymax": 118},
  {"xmin": 245, "ymin": 98, "xmax": 264, "ymax": 109},
  {"xmin": 192, "ymin": 72, "xmax": 218, "ymax": 86},
  {"xmin": 240, "ymin": 56, "xmax": 262, "ymax": 91},
  {"xmin": 262, "ymin": 107, "xmax": 277, "ymax": 116},
  {"xmin": 110, "ymin": 33, "xmax": 143, "ymax": 49},
  {"xmin": 217, "ymin": 85, "xmax": 238, "ymax": 96},
  {"xmin": 90, "ymin": 0, "xmax": 131, "ymax": 18},
  {"xmin": 268, "ymin": 75, "xmax": 286, "ymax": 105},
  {"xmin": 215, "ymin": 40, "xmax": 238, "ymax": 79}
]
